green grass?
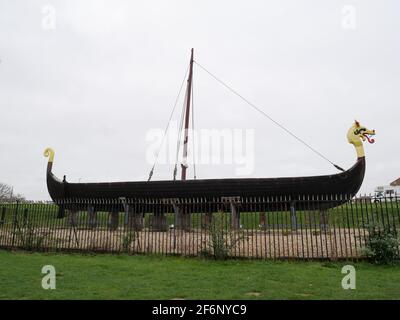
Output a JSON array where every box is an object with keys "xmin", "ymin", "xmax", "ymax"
[{"xmin": 0, "ymin": 250, "xmax": 399, "ymax": 300}]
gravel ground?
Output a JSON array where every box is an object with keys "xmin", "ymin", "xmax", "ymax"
[{"xmin": 0, "ymin": 226, "xmax": 370, "ymax": 259}]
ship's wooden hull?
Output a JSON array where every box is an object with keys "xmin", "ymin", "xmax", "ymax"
[{"xmin": 47, "ymin": 157, "xmax": 365, "ymax": 213}]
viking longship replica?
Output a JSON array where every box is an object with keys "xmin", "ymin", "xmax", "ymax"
[{"xmin": 44, "ymin": 49, "xmax": 375, "ymax": 215}]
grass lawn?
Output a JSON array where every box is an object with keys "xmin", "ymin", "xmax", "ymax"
[{"xmin": 0, "ymin": 250, "xmax": 398, "ymax": 300}]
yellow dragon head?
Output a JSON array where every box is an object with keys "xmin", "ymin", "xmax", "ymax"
[{"xmin": 347, "ymin": 120, "xmax": 375, "ymax": 158}]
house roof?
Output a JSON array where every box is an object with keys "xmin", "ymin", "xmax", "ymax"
[{"xmin": 390, "ymin": 178, "xmax": 400, "ymax": 186}]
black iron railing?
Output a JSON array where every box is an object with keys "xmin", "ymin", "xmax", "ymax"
[{"xmin": 0, "ymin": 195, "xmax": 399, "ymax": 260}]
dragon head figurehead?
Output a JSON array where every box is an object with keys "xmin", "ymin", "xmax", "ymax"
[{"xmin": 347, "ymin": 120, "xmax": 375, "ymax": 158}]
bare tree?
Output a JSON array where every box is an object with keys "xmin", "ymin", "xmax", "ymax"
[
  {"xmin": 0, "ymin": 182, "xmax": 25, "ymax": 203},
  {"xmin": 0, "ymin": 182, "xmax": 12, "ymax": 202}
]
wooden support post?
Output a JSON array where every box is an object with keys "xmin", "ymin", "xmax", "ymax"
[
  {"xmin": 119, "ymin": 197, "xmax": 129, "ymax": 226},
  {"xmin": 0, "ymin": 207, "xmax": 6, "ymax": 226},
  {"xmin": 127, "ymin": 207, "xmax": 144, "ymax": 231},
  {"xmin": 202, "ymin": 212, "xmax": 213, "ymax": 229},
  {"xmin": 23, "ymin": 208, "xmax": 28, "ymax": 227},
  {"xmin": 319, "ymin": 209, "xmax": 328, "ymax": 232},
  {"xmin": 57, "ymin": 203, "xmax": 65, "ymax": 219},
  {"xmin": 87, "ymin": 206, "xmax": 97, "ymax": 229},
  {"xmin": 149, "ymin": 204, "xmax": 167, "ymax": 231},
  {"xmin": 67, "ymin": 210, "xmax": 79, "ymax": 247},
  {"xmin": 108, "ymin": 210, "xmax": 119, "ymax": 230},
  {"xmin": 151, "ymin": 213, "xmax": 167, "ymax": 231},
  {"xmin": 231, "ymin": 202, "xmax": 240, "ymax": 229},
  {"xmin": 290, "ymin": 202, "xmax": 297, "ymax": 231},
  {"xmin": 173, "ymin": 202, "xmax": 190, "ymax": 231},
  {"xmin": 259, "ymin": 212, "xmax": 267, "ymax": 229},
  {"xmin": 223, "ymin": 197, "xmax": 241, "ymax": 229},
  {"xmin": 178, "ymin": 210, "xmax": 190, "ymax": 231},
  {"xmin": 68, "ymin": 210, "xmax": 78, "ymax": 226}
]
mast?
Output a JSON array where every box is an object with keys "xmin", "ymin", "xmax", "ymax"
[{"xmin": 181, "ymin": 48, "xmax": 194, "ymax": 181}]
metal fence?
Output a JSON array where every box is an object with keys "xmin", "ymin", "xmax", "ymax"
[{"xmin": 0, "ymin": 195, "xmax": 399, "ymax": 260}]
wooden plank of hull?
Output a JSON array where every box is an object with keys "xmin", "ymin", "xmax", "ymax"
[{"xmin": 46, "ymin": 158, "xmax": 365, "ymax": 212}]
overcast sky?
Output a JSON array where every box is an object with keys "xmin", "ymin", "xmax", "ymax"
[{"xmin": 1, "ymin": 0, "xmax": 399, "ymax": 200}]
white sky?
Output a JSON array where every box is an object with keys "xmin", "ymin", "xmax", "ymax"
[{"xmin": 1, "ymin": 0, "xmax": 399, "ymax": 200}]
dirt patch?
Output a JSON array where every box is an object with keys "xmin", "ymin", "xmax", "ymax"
[{"xmin": 245, "ymin": 292, "xmax": 262, "ymax": 297}]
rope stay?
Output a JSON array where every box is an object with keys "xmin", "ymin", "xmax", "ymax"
[
  {"xmin": 148, "ymin": 64, "xmax": 190, "ymax": 181},
  {"xmin": 194, "ymin": 61, "xmax": 345, "ymax": 172}
]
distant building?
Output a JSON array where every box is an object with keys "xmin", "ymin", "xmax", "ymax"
[{"xmin": 375, "ymin": 178, "xmax": 400, "ymax": 197}]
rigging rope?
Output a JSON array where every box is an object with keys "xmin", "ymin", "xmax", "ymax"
[
  {"xmin": 194, "ymin": 61, "xmax": 345, "ymax": 172},
  {"xmin": 148, "ymin": 64, "xmax": 190, "ymax": 181}
]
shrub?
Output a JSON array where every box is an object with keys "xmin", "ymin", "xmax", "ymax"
[
  {"xmin": 203, "ymin": 212, "xmax": 247, "ymax": 260},
  {"xmin": 14, "ymin": 226, "xmax": 49, "ymax": 251},
  {"xmin": 363, "ymin": 222, "xmax": 399, "ymax": 264},
  {"xmin": 121, "ymin": 231, "xmax": 139, "ymax": 254}
]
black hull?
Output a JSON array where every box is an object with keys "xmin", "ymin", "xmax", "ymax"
[{"xmin": 47, "ymin": 157, "xmax": 365, "ymax": 212}]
